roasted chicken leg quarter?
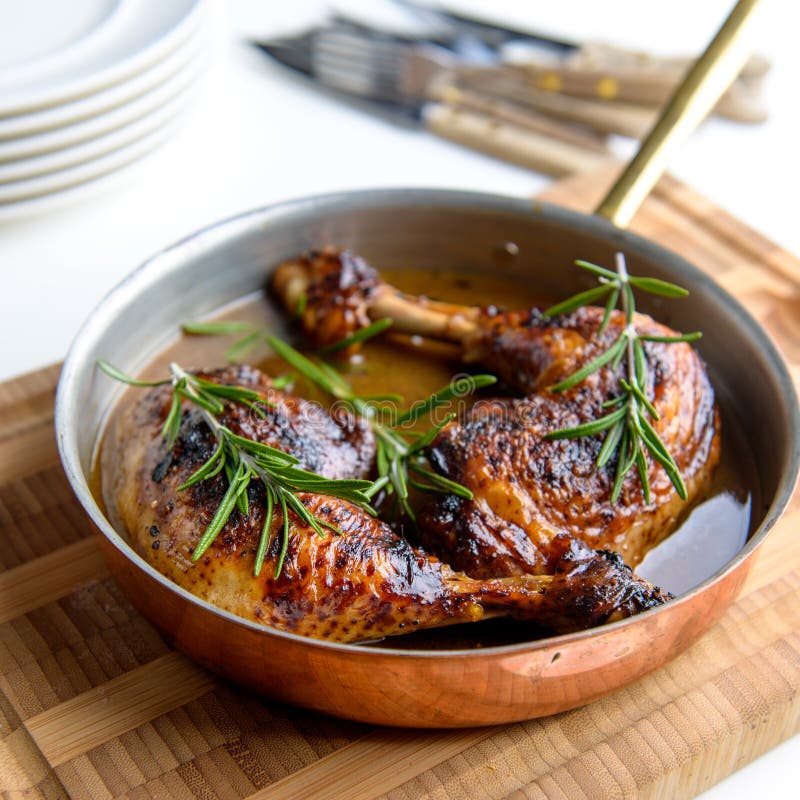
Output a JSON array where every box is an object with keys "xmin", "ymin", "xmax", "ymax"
[
  {"xmin": 102, "ymin": 365, "xmax": 670, "ymax": 643},
  {"xmin": 271, "ymin": 249, "xmax": 720, "ymax": 574}
]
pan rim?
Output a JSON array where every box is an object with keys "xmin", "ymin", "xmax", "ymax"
[{"xmin": 55, "ymin": 186, "xmax": 800, "ymax": 660}]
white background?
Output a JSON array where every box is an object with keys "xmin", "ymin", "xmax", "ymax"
[{"xmin": 1, "ymin": 1, "xmax": 798, "ymax": 796}]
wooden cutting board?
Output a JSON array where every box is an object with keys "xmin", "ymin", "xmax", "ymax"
[{"xmin": 1, "ymin": 170, "xmax": 799, "ymax": 800}]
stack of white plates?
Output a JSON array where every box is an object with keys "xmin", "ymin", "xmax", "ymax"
[{"xmin": 0, "ymin": 0, "xmax": 209, "ymax": 219}]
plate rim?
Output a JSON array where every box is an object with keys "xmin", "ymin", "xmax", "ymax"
[
  {"xmin": 0, "ymin": 32, "xmax": 201, "ymax": 159},
  {"xmin": 0, "ymin": 0, "xmax": 206, "ymax": 117},
  {"xmin": 0, "ymin": 62, "xmax": 198, "ymax": 184}
]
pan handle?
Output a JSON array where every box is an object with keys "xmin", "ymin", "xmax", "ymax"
[{"xmin": 595, "ymin": 0, "xmax": 763, "ymax": 229}]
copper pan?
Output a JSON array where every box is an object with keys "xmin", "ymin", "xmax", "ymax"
[{"xmin": 56, "ymin": 0, "xmax": 799, "ymax": 727}]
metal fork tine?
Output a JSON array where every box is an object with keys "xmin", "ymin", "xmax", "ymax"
[{"xmin": 312, "ymin": 28, "xmax": 409, "ymax": 104}]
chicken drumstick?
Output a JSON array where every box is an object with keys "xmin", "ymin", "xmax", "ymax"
[
  {"xmin": 102, "ymin": 365, "xmax": 670, "ymax": 643},
  {"xmin": 271, "ymin": 249, "xmax": 720, "ymax": 573}
]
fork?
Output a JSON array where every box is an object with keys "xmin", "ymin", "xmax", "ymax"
[{"xmin": 308, "ymin": 26, "xmax": 614, "ymax": 177}]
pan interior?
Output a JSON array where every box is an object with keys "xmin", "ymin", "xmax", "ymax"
[{"xmin": 59, "ymin": 190, "xmax": 798, "ymax": 655}]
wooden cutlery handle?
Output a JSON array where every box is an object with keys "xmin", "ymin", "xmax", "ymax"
[
  {"xmin": 572, "ymin": 41, "xmax": 770, "ymax": 81},
  {"xmin": 511, "ymin": 63, "xmax": 767, "ymax": 123},
  {"xmin": 422, "ymin": 102, "xmax": 614, "ymax": 177},
  {"xmin": 429, "ymin": 83, "xmax": 610, "ymax": 153},
  {"xmin": 454, "ymin": 71, "xmax": 655, "ymax": 138}
]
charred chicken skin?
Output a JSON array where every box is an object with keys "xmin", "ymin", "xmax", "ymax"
[
  {"xmin": 271, "ymin": 248, "xmax": 720, "ymax": 573},
  {"xmin": 102, "ymin": 365, "xmax": 670, "ymax": 643}
]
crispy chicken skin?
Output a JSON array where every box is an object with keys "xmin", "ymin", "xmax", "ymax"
[
  {"xmin": 271, "ymin": 249, "xmax": 720, "ymax": 571},
  {"xmin": 102, "ymin": 365, "xmax": 670, "ymax": 643},
  {"xmin": 272, "ymin": 248, "xmax": 380, "ymax": 353}
]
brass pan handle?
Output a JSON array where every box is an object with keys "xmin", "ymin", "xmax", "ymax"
[{"xmin": 595, "ymin": 0, "xmax": 764, "ymax": 228}]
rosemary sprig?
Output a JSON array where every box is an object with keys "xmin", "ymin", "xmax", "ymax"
[
  {"xmin": 542, "ymin": 253, "xmax": 702, "ymax": 503},
  {"xmin": 183, "ymin": 314, "xmax": 394, "ymax": 361},
  {"xmin": 97, "ymin": 360, "xmax": 374, "ymax": 577},
  {"xmin": 266, "ymin": 336, "xmax": 496, "ymax": 521}
]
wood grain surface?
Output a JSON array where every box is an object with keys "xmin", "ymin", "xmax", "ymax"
[{"xmin": 0, "ymin": 171, "xmax": 798, "ymax": 799}]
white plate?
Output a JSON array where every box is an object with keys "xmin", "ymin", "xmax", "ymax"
[
  {"xmin": 0, "ymin": 111, "xmax": 186, "ymax": 205},
  {"xmin": 0, "ymin": 45, "xmax": 200, "ymax": 162},
  {"xmin": 0, "ymin": 0, "xmax": 205, "ymax": 116},
  {"xmin": 0, "ymin": 0, "xmax": 125, "ymax": 73},
  {"xmin": 0, "ymin": 68, "xmax": 197, "ymax": 184},
  {"xmin": 0, "ymin": 121, "xmax": 180, "ymax": 224},
  {"xmin": 0, "ymin": 29, "xmax": 200, "ymax": 141}
]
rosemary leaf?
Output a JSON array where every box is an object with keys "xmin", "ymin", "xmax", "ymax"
[
  {"xmin": 601, "ymin": 394, "xmax": 626, "ymax": 409},
  {"xmin": 275, "ymin": 493, "xmax": 290, "ymax": 578},
  {"xmin": 395, "ymin": 375, "xmax": 496, "ymax": 425},
  {"xmin": 236, "ymin": 470, "xmax": 251, "ymax": 516},
  {"xmin": 400, "ymin": 494, "xmax": 417, "ymax": 523},
  {"xmin": 267, "ymin": 335, "xmax": 342, "ymax": 397},
  {"xmin": 599, "ymin": 287, "xmax": 620, "ymax": 335},
  {"xmin": 271, "ymin": 374, "xmax": 294, "ymax": 390},
  {"xmin": 636, "ymin": 412, "xmax": 674, "ymax": 464},
  {"xmin": 633, "ymin": 338, "xmax": 648, "ymax": 387},
  {"xmin": 192, "ymin": 461, "xmax": 249, "ymax": 561},
  {"xmin": 224, "ymin": 429, "xmax": 298, "ymax": 464},
  {"xmin": 254, "ymin": 487, "xmax": 275, "ymax": 577},
  {"xmin": 182, "ymin": 320, "xmax": 253, "ymax": 336},
  {"xmin": 596, "ymin": 419, "xmax": 625, "ymax": 468},
  {"xmin": 549, "ymin": 334, "xmax": 626, "ymax": 393},
  {"xmin": 178, "ymin": 439, "xmax": 225, "ymax": 490},
  {"xmin": 635, "ymin": 442, "xmax": 651, "ymax": 504},
  {"xmin": 284, "ymin": 491, "xmax": 325, "ymax": 537},
  {"xmin": 194, "ymin": 379, "xmax": 262, "ymax": 403},
  {"xmin": 317, "ymin": 317, "xmax": 393, "ymax": 354},
  {"xmin": 225, "ymin": 330, "xmax": 263, "ymax": 362},
  {"xmin": 621, "ymin": 378, "xmax": 658, "ymax": 420},
  {"xmin": 611, "ymin": 335, "xmax": 628, "ymax": 370},
  {"xmin": 97, "ymin": 359, "xmax": 170, "ymax": 387},
  {"xmin": 363, "ymin": 474, "xmax": 390, "ymax": 500},
  {"xmin": 390, "ymin": 456, "xmax": 409, "ymax": 499},
  {"xmin": 543, "ymin": 284, "xmax": 614, "ymax": 318},
  {"xmin": 408, "ymin": 476, "xmax": 440, "ymax": 493},
  {"xmin": 375, "ymin": 440, "xmax": 389, "ymax": 482},
  {"xmin": 637, "ymin": 416, "xmax": 687, "ymax": 496},
  {"xmin": 623, "ymin": 282, "xmax": 636, "ymax": 324},
  {"xmin": 574, "ymin": 259, "xmax": 618, "ymax": 280},
  {"xmin": 611, "ymin": 429, "xmax": 636, "ymax": 503},
  {"xmin": 543, "ymin": 405, "xmax": 626, "ymax": 440},
  {"xmin": 639, "ymin": 332, "xmax": 702, "ymax": 343},
  {"xmin": 627, "ymin": 276, "xmax": 689, "ymax": 297},
  {"xmin": 186, "ymin": 390, "xmax": 225, "ymax": 416},
  {"xmin": 410, "ymin": 464, "xmax": 474, "ymax": 499},
  {"xmin": 162, "ymin": 390, "xmax": 183, "ymax": 448},
  {"xmin": 407, "ymin": 413, "xmax": 456, "ymax": 453}
]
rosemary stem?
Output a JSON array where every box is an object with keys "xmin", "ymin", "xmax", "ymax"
[
  {"xmin": 170, "ymin": 362, "xmax": 225, "ymax": 438},
  {"xmin": 615, "ymin": 255, "xmax": 639, "ymax": 389},
  {"xmin": 351, "ymin": 396, "xmax": 410, "ymax": 458},
  {"xmin": 615, "ymin": 256, "xmax": 643, "ymax": 455}
]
